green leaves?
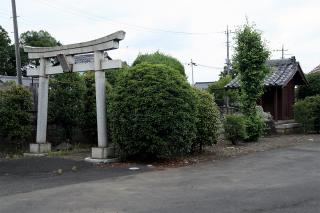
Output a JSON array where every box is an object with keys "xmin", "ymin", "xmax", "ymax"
[
  {"xmin": 297, "ymin": 72, "xmax": 320, "ymax": 100},
  {"xmin": 193, "ymin": 88, "xmax": 220, "ymax": 151},
  {"xmin": 0, "ymin": 84, "xmax": 32, "ymax": 140},
  {"xmin": 109, "ymin": 63, "xmax": 196, "ymax": 160},
  {"xmin": 232, "ymin": 24, "xmax": 270, "ymax": 141},
  {"xmin": 224, "ymin": 114, "xmax": 246, "ymax": 145},
  {"xmin": 133, "ymin": 51, "xmax": 186, "ymax": 76},
  {"xmin": 208, "ymin": 74, "xmax": 239, "ymax": 106},
  {"xmin": 294, "ymin": 95, "xmax": 320, "ymax": 133},
  {"xmin": 20, "ymin": 30, "xmax": 60, "ymax": 47},
  {"xmin": 48, "ymin": 73, "xmax": 85, "ymax": 140}
]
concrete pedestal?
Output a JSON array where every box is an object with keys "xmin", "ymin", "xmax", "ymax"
[
  {"xmin": 85, "ymin": 147, "xmax": 118, "ymax": 163},
  {"xmin": 92, "ymin": 147, "xmax": 115, "ymax": 159},
  {"xmin": 29, "ymin": 143, "xmax": 51, "ymax": 153}
]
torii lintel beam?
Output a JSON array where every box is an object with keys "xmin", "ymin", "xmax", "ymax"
[{"xmin": 23, "ymin": 31, "xmax": 126, "ymax": 59}]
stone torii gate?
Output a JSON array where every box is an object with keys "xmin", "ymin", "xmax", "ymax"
[{"xmin": 24, "ymin": 31, "xmax": 125, "ymax": 162}]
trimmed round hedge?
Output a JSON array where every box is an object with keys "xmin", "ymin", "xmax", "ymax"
[
  {"xmin": 132, "ymin": 51, "xmax": 186, "ymax": 76},
  {"xmin": 110, "ymin": 63, "xmax": 196, "ymax": 160}
]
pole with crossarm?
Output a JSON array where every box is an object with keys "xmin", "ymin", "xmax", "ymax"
[{"xmin": 24, "ymin": 31, "xmax": 125, "ymax": 161}]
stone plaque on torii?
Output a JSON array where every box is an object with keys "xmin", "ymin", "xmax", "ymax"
[{"xmin": 24, "ymin": 31, "xmax": 126, "ymax": 162}]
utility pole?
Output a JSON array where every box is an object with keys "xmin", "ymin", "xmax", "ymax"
[
  {"xmin": 224, "ymin": 25, "xmax": 234, "ymax": 108},
  {"xmin": 225, "ymin": 25, "xmax": 235, "ymax": 74},
  {"xmin": 226, "ymin": 25, "xmax": 231, "ymax": 74},
  {"xmin": 11, "ymin": 0, "xmax": 22, "ymax": 85},
  {"xmin": 188, "ymin": 59, "xmax": 197, "ymax": 86},
  {"xmin": 273, "ymin": 44, "xmax": 288, "ymax": 59}
]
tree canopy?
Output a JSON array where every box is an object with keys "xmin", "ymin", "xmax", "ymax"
[
  {"xmin": 0, "ymin": 25, "xmax": 15, "ymax": 75},
  {"xmin": 20, "ymin": 30, "xmax": 60, "ymax": 47}
]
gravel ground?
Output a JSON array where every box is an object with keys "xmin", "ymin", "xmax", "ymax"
[
  {"xmin": 1, "ymin": 134, "xmax": 318, "ymax": 168},
  {"xmin": 150, "ymin": 134, "xmax": 319, "ymax": 168}
]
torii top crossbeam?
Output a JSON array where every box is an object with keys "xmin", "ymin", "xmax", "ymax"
[
  {"xmin": 24, "ymin": 31, "xmax": 126, "ymax": 76},
  {"xmin": 24, "ymin": 31, "xmax": 125, "ymax": 59}
]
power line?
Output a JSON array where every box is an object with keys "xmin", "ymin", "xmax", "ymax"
[
  {"xmin": 196, "ymin": 64, "xmax": 223, "ymax": 70},
  {"xmin": 38, "ymin": 0, "xmax": 225, "ymax": 36}
]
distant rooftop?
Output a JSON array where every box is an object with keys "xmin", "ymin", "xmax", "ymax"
[
  {"xmin": 0, "ymin": 75, "xmax": 39, "ymax": 87},
  {"xmin": 225, "ymin": 57, "xmax": 307, "ymax": 88},
  {"xmin": 194, "ymin": 82, "xmax": 214, "ymax": 90}
]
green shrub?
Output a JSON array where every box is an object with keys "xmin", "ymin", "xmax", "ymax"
[
  {"xmin": 297, "ymin": 72, "xmax": 320, "ymax": 100},
  {"xmin": 110, "ymin": 63, "xmax": 197, "ymax": 160},
  {"xmin": 48, "ymin": 73, "xmax": 85, "ymax": 141},
  {"xmin": 245, "ymin": 114, "xmax": 265, "ymax": 141},
  {"xmin": 224, "ymin": 114, "xmax": 246, "ymax": 145},
  {"xmin": 294, "ymin": 95, "xmax": 320, "ymax": 133},
  {"xmin": 132, "ymin": 51, "xmax": 186, "ymax": 76},
  {"xmin": 0, "ymin": 83, "xmax": 32, "ymax": 140},
  {"xmin": 193, "ymin": 88, "xmax": 220, "ymax": 151},
  {"xmin": 105, "ymin": 62, "xmax": 128, "ymax": 86},
  {"xmin": 80, "ymin": 71, "xmax": 113, "ymax": 143}
]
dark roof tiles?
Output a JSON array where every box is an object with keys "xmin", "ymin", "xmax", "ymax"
[{"xmin": 225, "ymin": 57, "xmax": 301, "ymax": 88}]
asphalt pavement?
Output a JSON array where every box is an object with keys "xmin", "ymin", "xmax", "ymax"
[{"xmin": 0, "ymin": 141, "xmax": 319, "ymax": 213}]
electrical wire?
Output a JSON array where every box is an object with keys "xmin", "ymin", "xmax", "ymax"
[{"xmin": 38, "ymin": 0, "xmax": 225, "ymax": 36}]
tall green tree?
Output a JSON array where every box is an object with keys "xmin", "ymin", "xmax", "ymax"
[
  {"xmin": 19, "ymin": 30, "xmax": 60, "ymax": 75},
  {"xmin": 0, "ymin": 26, "xmax": 15, "ymax": 75},
  {"xmin": 232, "ymin": 24, "xmax": 270, "ymax": 141},
  {"xmin": 20, "ymin": 30, "xmax": 60, "ymax": 47}
]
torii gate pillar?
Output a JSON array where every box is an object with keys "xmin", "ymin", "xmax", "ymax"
[
  {"xmin": 30, "ymin": 57, "xmax": 51, "ymax": 153},
  {"xmin": 91, "ymin": 51, "xmax": 110, "ymax": 159},
  {"xmin": 24, "ymin": 31, "xmax": 125, "ymax": 162}
]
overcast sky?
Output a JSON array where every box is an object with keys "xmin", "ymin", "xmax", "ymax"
[{"xmin": 1, "ymin": 0, "xmax": 319, "ymax": 82}]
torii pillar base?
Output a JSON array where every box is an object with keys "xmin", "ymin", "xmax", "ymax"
[
  {"xmin": 84, "ymin": 147, "xmax": 119, "ymax": 164},
  {"xmin": 24, "ymin": 143, "xmax": 51, "ymax": 157},
  {"xmin": 30, "ymin": 143, "xmax": 51, "ymax": 153}
]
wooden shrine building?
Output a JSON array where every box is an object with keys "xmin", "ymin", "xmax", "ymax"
[{"xmin": 225, "ymin": 57, "xmax": 308, "ymax": 120}]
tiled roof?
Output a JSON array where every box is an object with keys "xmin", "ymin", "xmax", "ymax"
[
  {"xmin": 225, "ymin": 57, "xmax": 304, "ymax": 88},
  {"xmin": 310, "ymin": 64, "xmax": 320, "ymax": 73}
]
